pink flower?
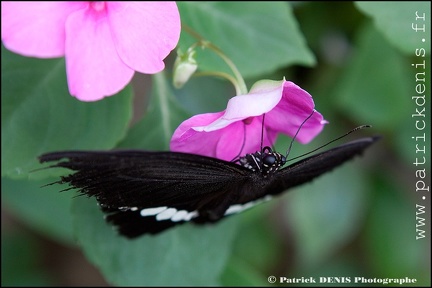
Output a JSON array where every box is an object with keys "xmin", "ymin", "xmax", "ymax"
[
  {"xmin": 170, "ymin": 79, "xmax": 328, "ymax": 161},
  {"xmin": 1, "ymin": 2, "xmax": 180, "ymax": 101}
]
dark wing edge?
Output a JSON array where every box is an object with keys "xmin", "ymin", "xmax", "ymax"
[
  {"xmin": 38, "ymin": 150, "xmax": 251, "ymax": 238},
  {"xmin": 266, "ymin": 136, "xmax": 380, "ymax": 196},
  {"xmin": 38, "ymin": 150, "xmax": 251, "ymax": 208}
]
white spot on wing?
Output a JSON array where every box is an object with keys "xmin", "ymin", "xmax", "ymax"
[
  {"xmin": 242, "ymin": 202, "xmax": 255, "ymax": 210},
  {"xmin": 224, "ymin": 195, "xmax": 273, "ymax": 216},
  {"xmin": 140, "ymin": 206, "xmax": 198, "ymax": 222},
  {"xmin": 171, "ymin": 210, "xmax": 188, "ymax": 222},
  {"xmin": 156, "ymin": 208, "xmax": 177, "ymax": 221},
  {"xmin": 140, "ymin": 206, "xmax": 167, "ymax": 217},
  {"xmin": 225, "ymin": 205, "xmax": 243, "ymax": 215},
  {"xmin": 119, "ymin": 206, "xmax": 139, "ymax": 211},
  {"xmin": 184, "ymin": 211, "xmax": 198, "ymax": 221}
]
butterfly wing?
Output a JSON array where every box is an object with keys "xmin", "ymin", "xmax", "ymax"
[
  {"xmin": 39, "ymin": 136, "xmax": 379, "ymax": 238},
  {"xmin": 264, "ymin": 136, "xmax": 380, "ymax": 196},
  {"xmin": 39, "ymin": 150, "xmax": 253, "ymax": 237},
  {"xmin": 202, "ymin": 136, "xmax": 380, "ymax": 223}
]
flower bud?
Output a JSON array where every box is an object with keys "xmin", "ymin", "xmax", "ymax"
[{"xmin": 173, "ymin": 48, "xmax": 198, "ymax": 88}]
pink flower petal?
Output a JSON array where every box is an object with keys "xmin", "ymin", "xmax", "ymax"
[
  {"xmin": 2, "ymin": 2, "xmax": 181, "ymax": 101},
  {"xmin": 1, "ymin": 2, "xmax": 86, "ymax": 57},
  {"xmin": 170, "ymin": 112, "xmax": 225, "ymax": 157},
  {"xmin": 171, "ymin": 112, "xmax": 277, "ymax": 161},
  {"xmin": 107, "ymin": 2, "xmax": 181, "ymax": 73},
  {"xmin": 170, "ymin": 79, "xmax": 327, "ymax": 160},
  {"xmin": 65, "ymin": 5, "xmax": 134, "ymax": 101},
  {"xmin": 224, "ymin": 79, "xmax": 284, "ymax": 119},
  {"xmin": 194, "ymin": 79, "xmax": 284, "ymax": 132},
  {"xmin": 266, "ymin": 81, "xmax": 327, "ymax": 143},
  {"xmin": 215, "ymin": 117, "xmax": 276, "ymax": 160}
]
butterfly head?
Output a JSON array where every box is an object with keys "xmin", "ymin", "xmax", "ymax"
[{"xmin": 239, "ymin": 146, "xmax": 286, "ymax": 177}]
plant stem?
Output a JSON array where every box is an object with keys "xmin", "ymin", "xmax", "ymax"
[{"xmin": 182, "ymin": 24, "xmax": 248, "ymax": 95}]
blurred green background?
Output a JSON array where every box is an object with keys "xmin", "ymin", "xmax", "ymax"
[{"xmin": 2, "ymin": 1, "xmax": 430, "ymax": 286}]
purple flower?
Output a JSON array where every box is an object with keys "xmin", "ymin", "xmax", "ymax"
[
  {"xmin": 170, "ymin": 79, "xmax": 328, "ymax": 161},
  {"xmin": 1, "ymin": 2, "xmax": 181, "ymax": 101}
]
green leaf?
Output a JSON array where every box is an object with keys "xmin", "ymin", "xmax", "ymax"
[
  {"xmin": 364, "ymin": 173, "xmax": 430, "ymax": 285},
  {"xmin": 292, "ymin": 2, "xmax": 365, "ymax": 56},
  {"xmin": 72, "ymin": 197, "xmax": 239, "ymax": 286},
  {"xmin": 118, "ymin": 72, "xmax": 190, "ymax": 150},
  {"xmin": 296, "ymin": 255, "xmax": 366, "ymax": 285},
  {"xmin": 174, "ymin": 77, "xmax": 233, "ymax": 116},
  {"xmin": 1, "ymin": 233, "xmax": 54, "ymax": 286},
  {"xmin": 177, "ymin": 2, "xmax": 315, "ymax": 78},
  {"xmin": 394, "ymin": 101, "xmax": 431, "ymax": 166},
  {"xmin": 1, "ymin": 46, "xmax": 133, "ymax": 179},
  {"xmin": 355, "ymin": 2, "xmax": 431, "ymax": 55},
  {"xmin": 220, "ymin": 256, "xmax": 269, "ymax": 286},
  {"xmin": 284, "ymin": 162, "xmax": 369, "ymax": 269},
  {"xmin": 1, "ymin": 177, "xmax": 75, "ymax": 245},
  {"xmin": 222, "ymin": 202, "xmax": 282, "ymax": 286},
  {"xmin": 333, "ymin": 23, "xmax": 412, "ymax": 129}
]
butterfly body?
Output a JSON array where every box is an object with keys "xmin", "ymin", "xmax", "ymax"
[
  {"xmin": 238, "ymin": 146, "xmax": 287, "ymax": 176},
  {"xmin": 39, "ymin": 136, "xmax": 379, "ymax": 238}
]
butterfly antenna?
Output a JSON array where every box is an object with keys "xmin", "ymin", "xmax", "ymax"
[
  {"xmin": 285, "ymin": 109, "xmax": 316, "ymax": 158},
  {"xmin": 258, "ymin": 114, "xmax": 267, "ymax": 170},
  {"xmin": 230, "ymin": 124, "xmax": 247, "ymax": 162},
  {"xmin": 230, "ymin": 113, "xmax": 270, "ymax": 163},
  {"xmin": 286, "ymin": 125, "xmax": 372, "ymax": 162},
  {"xmin": 260, "ymin": 114, "xmax": 265, "ymax": 152}
]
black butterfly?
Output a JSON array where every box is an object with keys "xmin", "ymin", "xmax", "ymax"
[{"xmin": 38, "ymin": 133, "xmax": 379, "ymax": 238}]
